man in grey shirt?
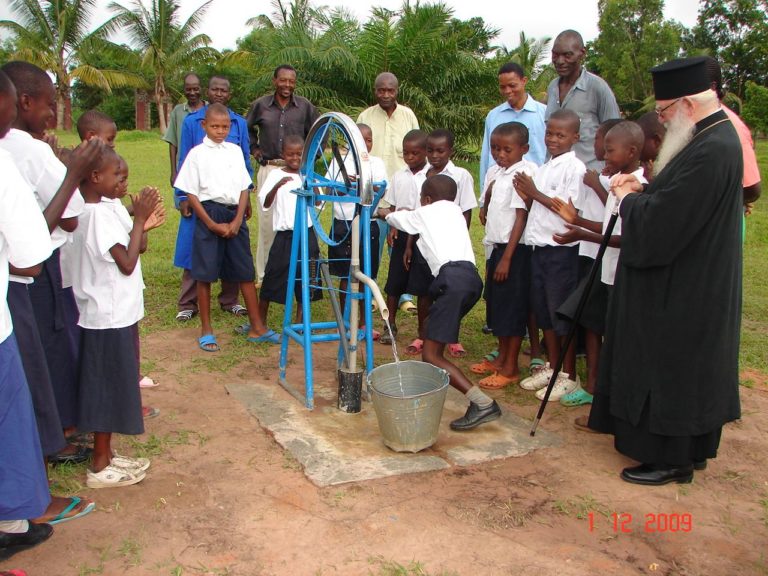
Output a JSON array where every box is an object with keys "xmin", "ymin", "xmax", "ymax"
[
  {"xmin": 246, "ymin": 65, "xmax": 319, "ymax": 284},
  {"xmin": 546, "ymin": 30, "xmax": 620, "ymax": 170}
]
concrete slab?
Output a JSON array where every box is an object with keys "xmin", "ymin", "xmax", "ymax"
[{"xmin": 227, "ymin": 379, "xmax": 560, "ymax": 487}]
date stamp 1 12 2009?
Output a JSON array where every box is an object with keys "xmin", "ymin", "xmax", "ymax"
[{"xmin": 588, "ymin": 512, "xmax": 693, "ymax": 533}]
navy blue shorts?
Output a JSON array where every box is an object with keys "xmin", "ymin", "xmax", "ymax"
[
  {"xmin": 327, "ymin": 218, "xmax": 381, "ymax": 279},
  {"xmin": 384, "ymin": 231, "xmax": 410, "ymax": 298},
  {"xmin": 406, "ymin": 244, "xmax": 434, "ymax": 297},
  {"xmin": 425, "ymin": 261, "xmax": 483, "ymax": 344},
  {"xmin": 530, "ymin": 245, "xmax": 579, "ymax": 336},
  {"xmin": 484, "ymin": 244, "xmax": 531, "ymax": 337},
  {"xmin": 261, "ymin": 230, "xmax": 322, "ymax": 304},
  {"xmin": 191, "ymin": 201, "xmax": 255, "ymax": 283}
]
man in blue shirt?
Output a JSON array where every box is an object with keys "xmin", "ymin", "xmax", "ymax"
[
  {"xmin": 479, "ymin": 62, "xmax": 547, "ymax": 188},
  {"xmin": 173, "ymin": 75, "xmax": 252, "ymax": 321}
]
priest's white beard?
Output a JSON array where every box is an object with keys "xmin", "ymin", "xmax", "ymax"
[{"xmin": 654, "ymin": 109, "xmax": 696, "ymax": 176}]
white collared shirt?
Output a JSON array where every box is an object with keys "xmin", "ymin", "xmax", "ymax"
[
  {"xmin": 174, "ymin": 137, "xmax": 252, "ymax": 205},
  {"xmin": 484, "ymin": 160, "xmax": 537, "ymax": 245},
  {"xmin": 579, "ymin": 173, "xmax": 610, "ymax": 259},
  {"xmin": 383, "ymin": 164, "xmax": 429, "ymax": 211},
  {"xmin": 479, "ymin": 164, "xmax": 504, "ymax": 207},
  {"xmin": 386, "ymin": 200, "xmax": 475, "ymax": 277},
  {"xmin": 326, "ymin": 154, "xmax": 387, "ymax": 221},
  {"xmin": 0, "ymin": 149, "xmax": 53, "ymax": 342},
  {"xmin": 524, "ymin": 151, "xmax": 587, "ymax": 246},
  {"xmin": 258, "ymin": 169, "xmax": 311, "ymax": 231},
  {"xmin": 0, "ymin": 128, "xmax": 84, "ymax": 256},
  {"xmin": 602, "ymin": 167, "xmax": 647, "ymax": 285},
  {"xmin": 433, "ymin": 161, "xmax": 478, "ymax": 213},
  {"xmin": 69, "ymin": 200, "xmax": 144, "ymax": 329}
]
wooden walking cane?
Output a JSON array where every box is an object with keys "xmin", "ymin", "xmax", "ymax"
[{"xmin": 530, "ymin": 199, "xmax": 621, "ymax": 436}]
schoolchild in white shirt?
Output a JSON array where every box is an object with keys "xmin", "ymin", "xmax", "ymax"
[
  {"xmin": 404, "ymin": 129, "xmax": 477, "ymax": 358},
  {"xmin": 0, "ymin": 70, "xmax": 58, "ymax": 554},
  {"xmin": 258, "ymin": 135, "xmax": 321, "ymax": 324},
  {"xmin": 513, "ymin": 109, "xmax": 587, "ymax": 401},
  {"xmin": 471, "ymin": 122, "xmax": 537, "ymax": 390},
  {"xmin": 551, "ymin": 122, "xmax": 647, "ymax": 410},
  {"xmin": 378, "ymin": 129, "xmax": 428, "ymax": 345},
  {"xmin": 387, "ymin": 175, "xmax": 502, "ymax": 431},
  {"xmin": 0, "ymin": 61, "xmax": 103, "ymax": 452},
  {"xmin": 175, "ymin": 103, "xmax": 277, "ymax": 352},
  {"xmin": 70, "ymin": 148, "xmax": 160, "ymax": 488}
]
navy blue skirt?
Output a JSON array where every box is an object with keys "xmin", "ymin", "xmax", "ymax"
[
  {"xmin": 0, "ymin": 334, "xmax": 51, "ymax": 520},
  {"xmin": 27, "ymin": 249, "xmax": 80, "ymax": 428},
  {"xmin": 78, "ymin": 325, "xmax": 144, "ymax": 435},
  {"xmin": 6, "ymin": 282, "xmax": 66, "ymax": 456}
]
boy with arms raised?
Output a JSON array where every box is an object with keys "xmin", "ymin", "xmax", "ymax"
[
  {"xmin": 513, "ymin": 108, "xmax": 587, "ymax": 401},
  {"xmin": 387, "ymin": 175, "xmax": 501, "ymax": 431},
  {"xmin": 471, "ymin": 122, "xmax": 537, "ymax": 389},
  {"xmin": 174, "ymin": 104, "xmax": 277, "ymax": 352}
]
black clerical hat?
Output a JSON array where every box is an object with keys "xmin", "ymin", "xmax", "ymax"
[{"xmin": 651, "ymin": 57, "xmax": 711, "ymax": 100}]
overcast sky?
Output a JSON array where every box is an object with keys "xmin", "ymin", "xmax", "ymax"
[{"xmin": 1, "ymin": 0, "xmax": 701, "ymax": 52}]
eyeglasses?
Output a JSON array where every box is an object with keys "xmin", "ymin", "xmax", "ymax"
[{"xmin": 655, "ymin": 98, "xmax": 681, "ymax": 116}]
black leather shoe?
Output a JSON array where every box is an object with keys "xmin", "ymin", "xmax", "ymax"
[
  {"xmin": 694, "ymin": 459, "xmax": 707, "ymax": 471},
  {"xmin": 450, "ymin": 401, "xmax": 501, "ymax": 431},
  {"xmin": 0, "ymin": 522, "xmax": 53, "ymax": 560},
  {"xmin": 620, "ymin": 463, "xmax": 694, "ymax": 486}
]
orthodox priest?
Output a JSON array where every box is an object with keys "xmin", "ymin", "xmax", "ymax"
[{"xmin": 588, "ymin": 57, "xmax": 743, "ymax": 486}]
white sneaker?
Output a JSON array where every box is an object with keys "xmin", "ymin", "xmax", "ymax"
[
  {"xmin": 519, "ymin": 362, "xmax": 553, "ymax": 391},
  {"xmin": 535, "ymin": 373, "xmax": 579, "ymax": 401},
  {"xmin": 111, "ymin": 453, "xmax": 151, "ymax": 473},
  {"xmin": 86, "ymin": 464, "xmax": 146, "ymax": 489}
]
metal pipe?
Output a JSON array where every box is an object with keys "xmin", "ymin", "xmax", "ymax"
[{"xmin": 319, "ymin": 261, "xmax": 351, "ymax": 369}]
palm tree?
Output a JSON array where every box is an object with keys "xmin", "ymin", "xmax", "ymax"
[
  {"xmin": 0, "ymin": 0, "xmax": 142, "ymax": 129},
  {"xmin": 101, "ymin": 0, "xmax": 219, "ymax": 133}
]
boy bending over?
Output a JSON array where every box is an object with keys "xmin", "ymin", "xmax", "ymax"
[{"xmin": 386, "ymin": 175, "xmax": 501, "ymax": 431}]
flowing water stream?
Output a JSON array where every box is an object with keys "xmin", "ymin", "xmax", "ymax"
[{"xmin": 382, "ymin": 317, "xmax": 405, "ymax": 397}]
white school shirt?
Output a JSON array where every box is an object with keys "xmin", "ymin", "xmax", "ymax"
[
  {"xmin": 258, "ymin": 169, "xmax": 311, "ymax": 231},
  {"xmin": 579, "ymin": 173, "xmax": 610, "ymax": 259},
  {"xmin": 383, "ymin": 164, "xmax": 429, "ymax": 211},
  {"xmin": 69, "ymin": 201, "xmax": 144, "ymax": 329},
  {"xmin": 326, "ymin": 154, "xmax": 387, "ymax": 221},
  {"xmin": 174, "ymin": 137, "xmax": 253, "ymax": 205},
  {"xmin": 601, "ymin": 168, "xmax": 647, "ymax": 286},
  {"xmin": 479, "ymin": 163, "xmax": 504, "ymax": 208},
  {"xmin": 524, "ymin": 151, "xmax": 587, "ymax": 247},
  {"xmin": 0, "ymin": 150, "xmax": 53, "ymax": 343},
  {"xmin": 433, "ymin": 161, "xmax": 478, "ymax": 213},
  {"xmin": 0, "ymin": 129, "xmax": 84, "ymax": 284},
  {"xmin": 386, "ymin": 200, "xmax": 475, "ymax": 277},
  {"xmin": 484, "ymin": 160, "xmax": 537, "ymax": 245}
]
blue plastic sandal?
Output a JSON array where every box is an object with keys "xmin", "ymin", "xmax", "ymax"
[
  {"xmin": 198, "ymin": 334, "xmax": 220, "ymax": 352},
  {"xmin": 246, "ymin": 329, "xmax": 281, "ymax": 344}
]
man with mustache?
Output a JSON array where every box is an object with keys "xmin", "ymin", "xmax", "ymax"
[
  {"xmin": 587, "ymin": 57, "xmax": 743, "ymax": 486},
  {"xmin": 545, "ymin": 30, "xmax": 620, "ymax": 170}
]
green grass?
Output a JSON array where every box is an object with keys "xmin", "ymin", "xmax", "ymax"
[{"xmin": 53, "ymin": 131, "xmax": 768, "ymax": 376}]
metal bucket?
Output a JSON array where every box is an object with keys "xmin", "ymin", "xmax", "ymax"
[{"xmin": 367, "ymin": 361, "xmax": 449, "ymax": 453}]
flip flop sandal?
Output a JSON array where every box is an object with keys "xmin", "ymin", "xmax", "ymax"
[
  {"xmin": 560, "ymin": 387, "xmax": 594, "ymax": 407},
  {"xmin": 47, "ymin": 496, "xmax": 95, "ymax": 525},
  {"xmin": 399, "ymin": 300, "xmax": 417, "ymax": 314},
  {"xmin": 246, "ymin": 329, "xmax": 281, "ymax": 344},
  {"xmin": 198, "ymin": 334, "xmax": 219, "ymax": 352},
  {"xmin": 470, "ymin": 360, "xmax": 498, "ymax": 375},
  {"xmin": 222, "ymin": 304, "xmax": 248, "ymax": 316},
  {"xmin": 529, "ymin": 357, "xmax": 546, "ymax": 370},
  {"xmin": 447, "ymin": 343, "xmax": 467, "ymax": 358},
  {"xmin": 175, "ymin": 309, "xmax": 195, "ymax": 322},
  {"xmin": 405, "ymin": 338, "xmax": 423, "ymax": 355},
  {"xmin": 479, "ymin": 373, "xmax": 519, "ymax": 390},
  {"xmin": 234, "ymin": 323, "xmax": 250, "ymax": 335},
  {"xmin": 483, "ymin": 350, "xmax": 499, "ymax": 362}
]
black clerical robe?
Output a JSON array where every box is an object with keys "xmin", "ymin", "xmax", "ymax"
[{"xmin": 595, "ymin": 109, "xmax": 743, "ymax": 440}]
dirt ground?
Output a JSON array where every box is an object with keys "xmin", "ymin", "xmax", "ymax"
[{"xmin": 10, "ymin": 326, "xmax": 768, "ymax": 576}]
